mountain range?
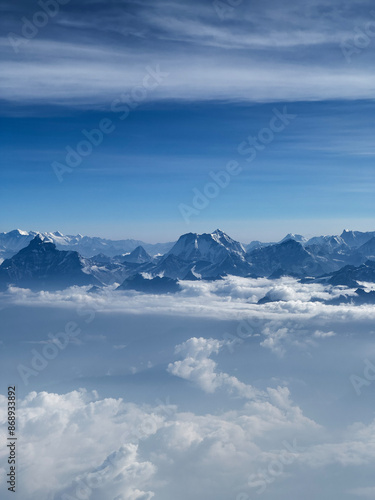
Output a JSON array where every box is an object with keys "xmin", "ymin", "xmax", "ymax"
[
  {"xmin": 0, "ymin": 229, "xmax": 174, "ymax": 260},
  {"xmin": 1, "ymin": 228, "xmax": 375, "ymax": 295}
]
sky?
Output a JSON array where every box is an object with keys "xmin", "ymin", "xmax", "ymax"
[{"xmin": 1, "ymin": 0, "xmax": 375, "ymax": 242}]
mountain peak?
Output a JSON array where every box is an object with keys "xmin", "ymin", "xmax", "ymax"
[
  {"xmin": 167, "ymin": 230, "xmax": 245, "ymax": 265},
  {"xmin": 123, "ymin": 245, "xmax": 152, "ymax": 264},
  {"xmin": 280, "ymin": 233, "xmax": 307, "ymax": 244},
  {"xmin": 340, "ymin": 229, "xmax": 375, "ymax": 248},
  {"xmin": 0, "ymin": 235, "xmax": 97, "ymax": 291},
  {"xmin": 7, "ymin": 229, "xmax": 29, "ymax": 236},
  {"xmin": 29, "ymin": 234, "xmax": 46, "ymax": 247}
]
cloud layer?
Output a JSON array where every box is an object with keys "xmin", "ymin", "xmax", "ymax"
[
  {"xmin": 2, "ymin": 275, "xmax": 375, "ymax": 498},
  {"xmin": 1, "ymin": 336, "xmax": 375, "ymax": 499},
  {"xmin": 2, "ymin": 0, "xmax": 375, "ymax": 106}
]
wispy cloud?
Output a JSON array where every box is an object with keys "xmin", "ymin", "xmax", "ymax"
[{"xmin": 2, "ymin": 0, "xmax": 375, "ymax": 106}]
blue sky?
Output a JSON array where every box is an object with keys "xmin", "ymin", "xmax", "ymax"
[{"xmin": 1, "ymin": 0, "xmax": 375, "ymax": 242}]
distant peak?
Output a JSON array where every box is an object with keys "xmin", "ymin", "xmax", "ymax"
[
  {"xmin": 29, "ymin": 234, "xmax": 45, "ymax": 246},
  {"xmin": 280, "ymin": 233, "xmax": 306, "ymax": 244},
  {"xmin": 7, "ymin": 229, "xmax": 29, "ymax": 236},
  {"xmin": 211, "ymin": 229, "xmax": 227, "ymax": 237},
  {"xmin": 280, "ymin": 238, "xmax": 301, "ymax": 246}
]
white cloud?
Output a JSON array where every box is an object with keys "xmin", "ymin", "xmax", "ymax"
[
  {"xmin": 167, "ymin": 336, "xmax": 319, "ymax": 434},
  {"xmin": 56, "ymin": 443, "xmax": 156, "ymax": 500},
  {"xmin": 299, "ymin": 417, "xmax": 375, "ymax": 468},
  {"xmin": 313, "ymin": 330, "xmax": 336, "ymax": 338},
  {"xmin": 0, "ymin": 380, "xmax": 318, "ymax": 500},
  {"xmin": 168, "ymin": 337, "xmax": 260, "ymax": 398},
  {"xmin": 0, "ymin": 390, "xmax": 161, "ymax": 499},
  {"xmin": 2, "ymin": 0, "xmax": 375, "ymax": 106},
  {"xmin": 1, "ymin": 381, "xmax": 373, "ymax": 499},
  {"xmin": 2, "ymin": 276, "xmax": 375, "ymax": 360},
  {"xmin": 0, "ymin": 276, "xmax": 364, "ymax": 317},
  {"xmin": 2, "ymin": 46, "xmax": 375, "ymax": 105},
  {"xmin": 0, "ymin": 308, "xmax": 375, "ymax": 499}
]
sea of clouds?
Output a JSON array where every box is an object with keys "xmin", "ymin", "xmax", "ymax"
[{"xmin": 1, "ymin": 277, "xmax": 375, "ymax": 499}]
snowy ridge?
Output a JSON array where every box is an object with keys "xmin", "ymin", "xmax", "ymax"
[
  {"xmin": 0, "ymin": 230, "xmax": 174, "ymax": 258},
  {"xmin": 1, "ymin": 228, "xmax": 375, "ymax": 292},
  {"xmin": 167, "ymin": 229, "xmax": 246, "ymax": 264}
]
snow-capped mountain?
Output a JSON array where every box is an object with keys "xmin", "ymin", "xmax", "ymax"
[
  {"xmin": 245, "ymin": 231, "xmax": 375, "ymax": 276},
  {"xmin": 167, "ymin": 229, "xmax": 245, "ymax": 264},
  {"xmin": 245, "ymin": 240, "xmax": 274, "ymax": 252},
  {"xmin": 122, "ymin": 246, "xmax": 152, "ymax": 264},
  {"xmin": 246, "ymin": 239, "xmax": 326, "ymax": 277},
  {"xmin": 1, "ymin": 228, "xmax": 375, "ymax": 291},
  {"xmin": 0, "ymin": 229, "xmax": 38, "ymax": 259},
  {"xmin": 305, "ymin": 235, "xmax": 348, "ymax": 253},
  {"xmin": 0, "ymin": 235, "xmax": 99, "ymax": 290},
  {"xmin": 145, "ymin": 254, "xmax": 191, "ymax": 280},
  {"xmin": 0, "ymin": 229, "xmax": 174, "ymax": 259},
  {"xmin": 327, "ymin": 260, "xmax": 375, "ymax": 288},
  {"xmin": 340, "ymin": 229, "xmax": 375, "ymax": 248},
  {"xmin": 279, "ymin": 233, "xmax": 308, "ymax": 244},
  {"xmin": 303, "ymin": 235, "xmax": 361, "ymax": 269},
  {"xmin": 304, "ymin": 260, "xmax": 375, "ymax": 289},
  {"xmin": 144, "ymin": 229, "xmax": 252, "ymax": 279}
]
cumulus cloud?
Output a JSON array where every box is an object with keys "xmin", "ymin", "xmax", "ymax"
[
  {"xmin": 55, "ymin": 443, "xmax": 156, "ymax": 500},
  {"xmin": 0, "ymin": 390, "xmax": 160, "ymax": 499},
  {"xmin": 0, "ymin": 380, "xmax": 318, "ymax": 500},
  {"xmin": 167, "ymin": 337, "xmax": 318, "ymax": 433},
  {"xmin": 0, "ymin": 381, "xmax": 373, "ymax": 500},
  {"xmin": 298, "ymin": 418, "xmax": 375, "ymax": 468},
  {"xmin": 168, "ymin": 337, "xmax": 262, "ymax": 398}
]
